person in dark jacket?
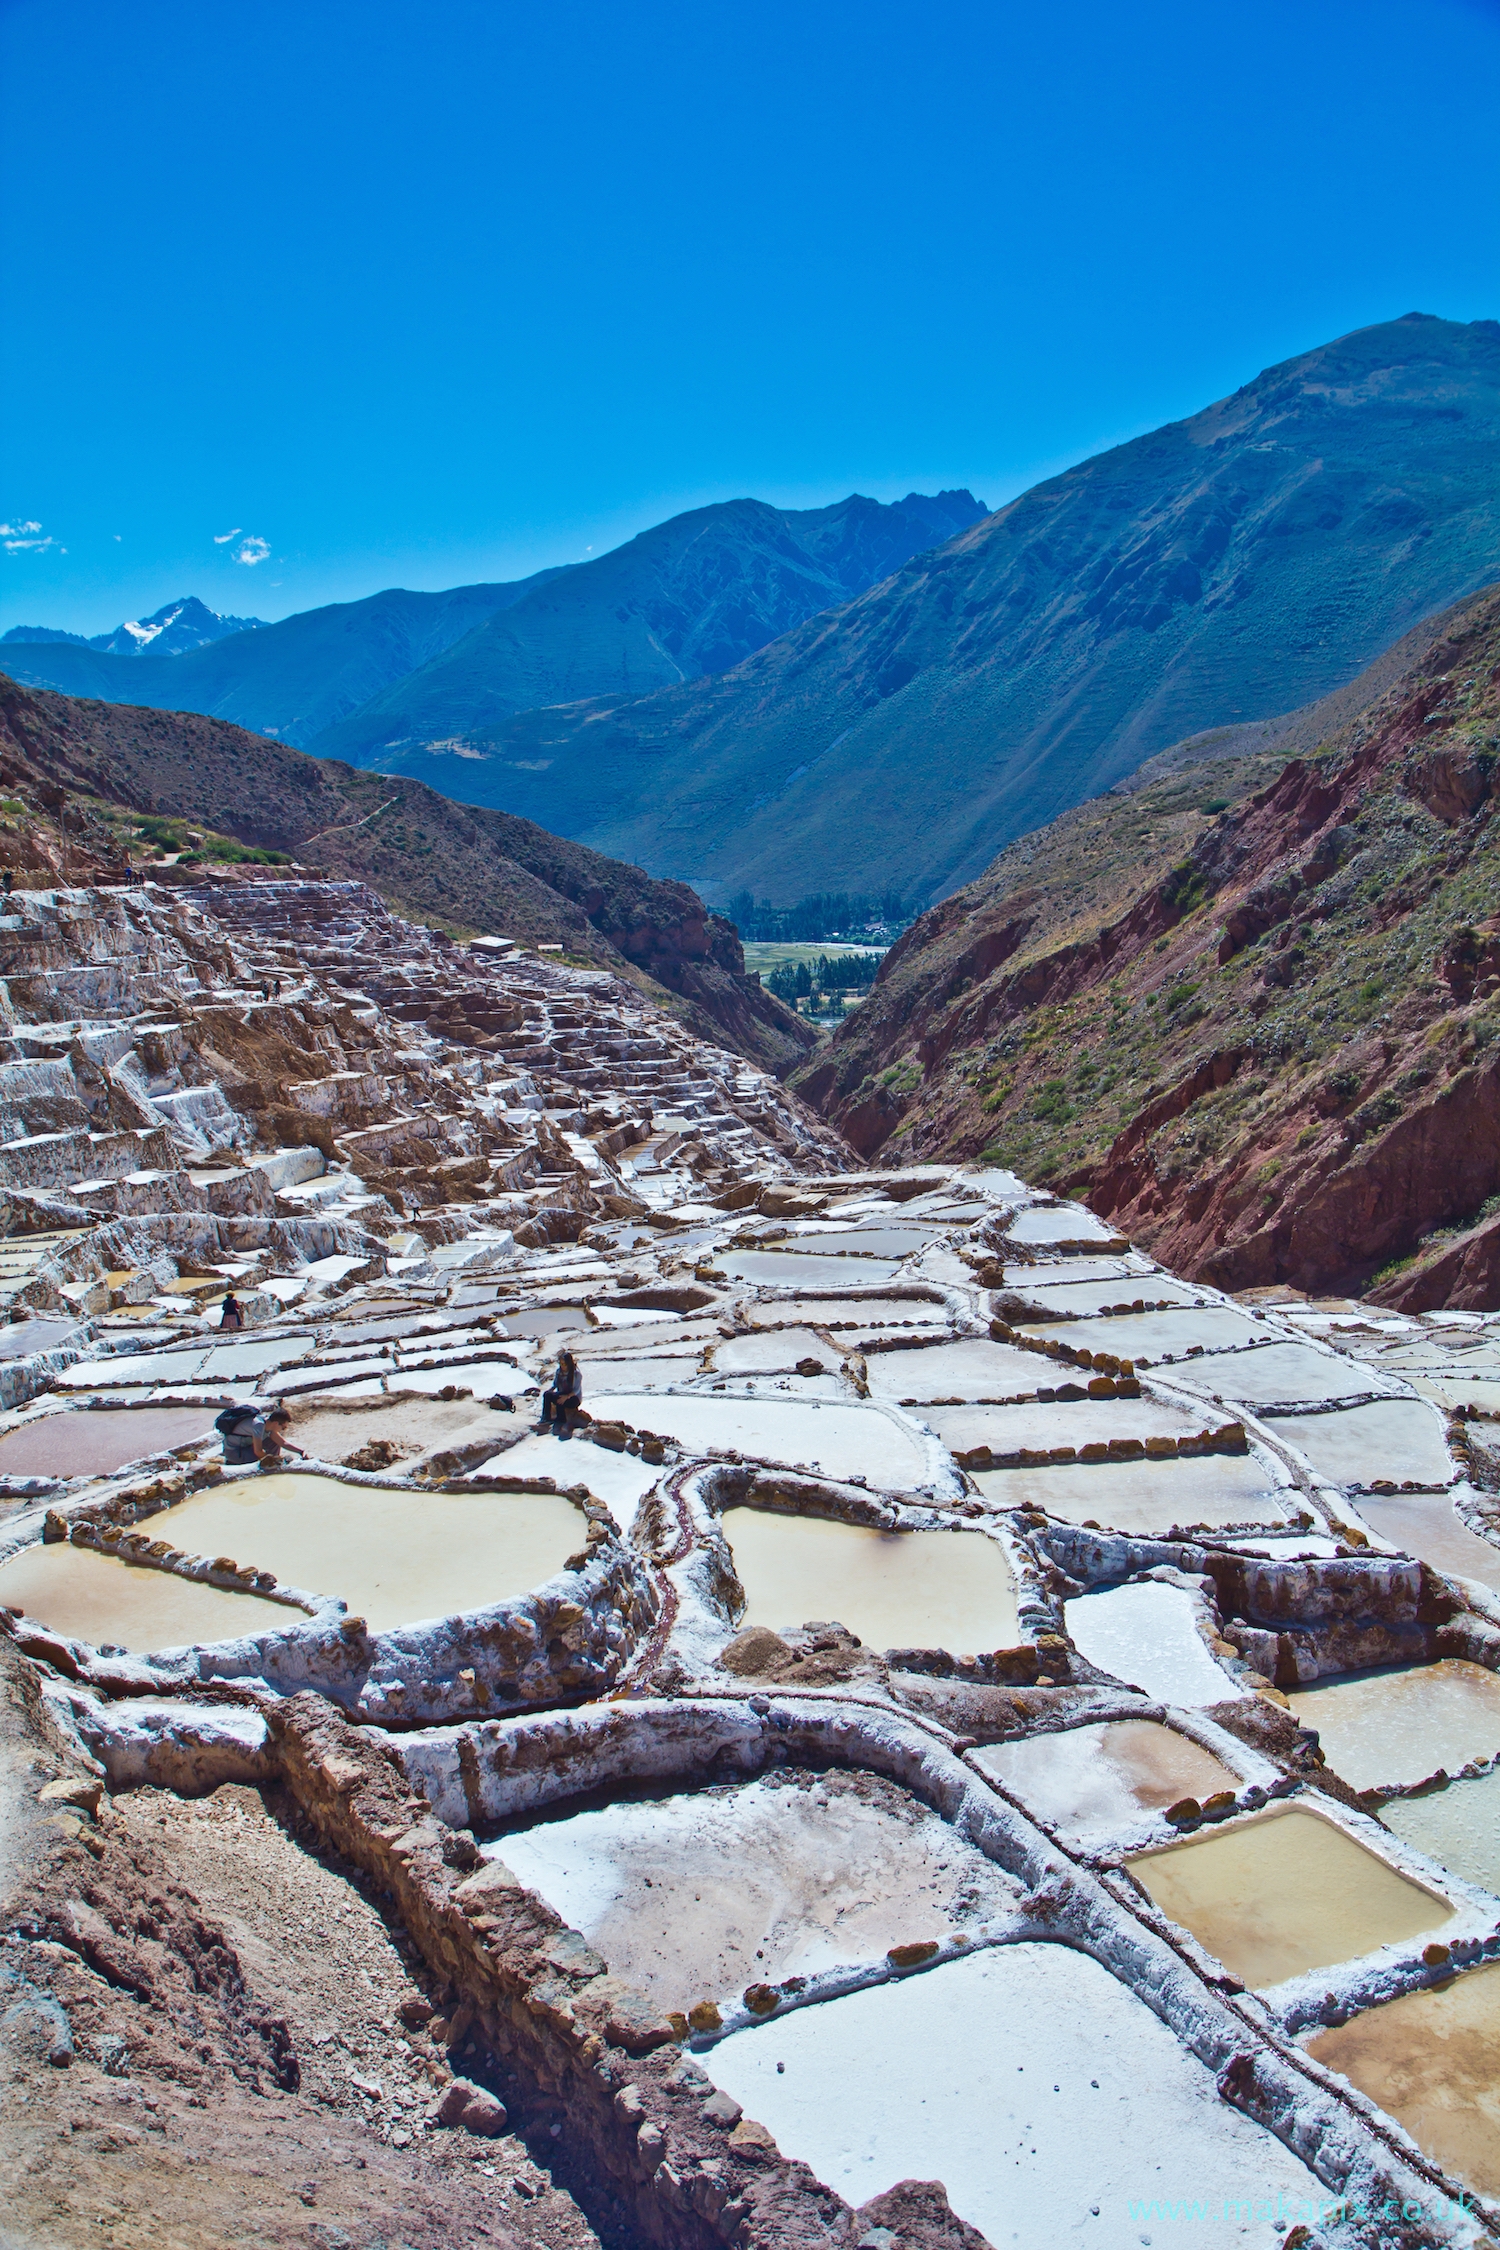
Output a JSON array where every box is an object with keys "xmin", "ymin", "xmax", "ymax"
[
  {"xmin": 219, "ymin": 1291, "xmax": 246, "ymax": 1330},
  {"xmin": 538, "ymin": 1349, "xmax": 583, "ymax": 1436}
]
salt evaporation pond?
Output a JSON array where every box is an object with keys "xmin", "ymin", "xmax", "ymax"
[
  {"xmin": 1382, "ymin": 1771, "xmax": 1500, "ymax": 1899},
  {"xmin": 493, "ymin": 1433, "xmax": 660, "ymax": 1527},
  {"xmin": 1026, "ymin": 1306, "xmax": 1264, "ymax": 1358},
  {"xmin": 712, "ymin": 1330, "xmax": 843, "ymax": 1374},
  {"xmin": 1006, "ymin": 1205, "xmax": 1120, "ymax": 1245},
  {"xmin": 136, "ymin": 1474, "xmax": 585, "ymax": 1631},
  {"xmin": 1271, "ymin": 1400, "xmax": 1454, "ymax": 1490},
  {"xmin": 1171, "ymin": 1343, "xmax": 1371, "ymax": 1405},
  {"xmin": 596, "ymin": 1391, "xmax": 929, "ymax": 1487},
  {"xmin": 0, "ymin": 1407, "xmax": 217, "ymax": 1479},
  {"xmin": 487, "ymin": 1769, "xmax": 1015, "ymax": 2012},
  {"xmin": 1127, "ymin": 1805, "xmax": 1454, "ymax": 1988},
  {"xmin": 745, "ymin": 1297, "xmax": 950, "ymax": 1331},
  {"xmin": 977, "ymin": 1455, "xmax": 1286, "ymax": 1536},
  {"xmin": 973, "ymin": 1720, "xmax": 1240, "ymax": 1840},
  {"xmin": 771, "ymin": 1226, "xmax": 940, "ymax": 1258},
  {"xmin": 723, "ymin": 1508, "xmax": 1019, "ymax": 1653},
  {"xmin": 1015, "ymin": 1276, "xmax": 1202, "ymax": 1316},
  {"xmin": 0, "ymin": 1540, "xmax": 296, "ymax": 1651},
  {"xmin": 1288, "ymin": 1660, "xmax": 1500, "ymax": 1792},
  {"xmin": 1309, "ymin": 1961, "xmax": 1500, "ymax": 2198},
  {"xmin": 1064, "ymin": 1582, "xmax": 1240, "ymax": 1706},
  {"xmin": 719, "ymin": 1251, "xmax": 903, "ymax": 1289},
  {"xmin": 865, "ymin": 1338, "xmax": 1049, "ymax": 1402},
  {"xmin": 1350, "ymin": 1489, "xmax": 1500, "ymax": 1598},
  {"xmin": 702, "ymin": 1943, "xmax": 1329, "ymax": 2249}
]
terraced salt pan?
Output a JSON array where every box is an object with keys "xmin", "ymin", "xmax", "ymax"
[
  {"xmin": 1026, "ymin": 1307, "xmax": 1264, "ymax": 1359},
  {"xmin": 744, "ymin": 1297, "xmax": 948, "ymax": 1331},
  {"xmin": 0, "ymin": 1539, "xmax": 296, "ymax": 1652},
  {"xmin": 285, "ymin": 1393, "xmax": 528, "ymax": 1466},
  {"xmin": 703, "ymin": 1943, "xmax": 1328, "ymax": 2249},
  {"xmin": 385, "ymin": 1362, "xmax": 522, "ymax": 1401},
  {"xmin": 719, "ymin": 1252, "xmax": 903, "ymax": 1289},
  {"xmin": 865, "ymin": 1339, "xmax": 1050, "ymax": 1402},
  {"xmin": 1005, "ymin": 1258, "xmax": 1134, "ymax": 1287},
  {"xmin": 1006, "ymin": 1205, "xmax": 1120, "ymax": 1245},
  {"xmin": 486, "ymin": 1769, "xmax": 1015, "ymax": 2011},
  {"xmin": 921, "ymin": 1396, "xmax": 1206, "ymax": 1452},
  {"xmin": 723, "ymin": 1507, "xmax": 1019, "ymax": 1652},
  {"xmin": 1383, "ymin": 1771, "xmax": 1500, "ymax": 1898},
  {"xmin": 497, "ymin": 1307, "xmax": 591, "ymax": 1338},
  {"xmin": 1350, "ymin": 1490, "xmax": 1500, "ymax": 1597},
  {"xmin": 712, "ymin": 1330, "xmax": 844, "ymax": 1374},
  {"xmin": 777, "ymin": 1226, "xmax": 944, "ymax": 1258},
  {"xmin": 1409, "ymin": 1375, "xmax": 1500, "ymax": 1416},
  {"xmin": 1288, "ymin": 1661, "xmax": 1500, "ymax": 1792},
  {"xmin": 135, "ymin": 1473, "xmax": 584, "ymax": 1631},
  {"xmin": 1127, "ymin": 1805, "xmax": 1454, "ymax": 1988},
  {"xmin": 973, "ymin": 1720, "xmax": 1241, "ymax": 1840},
  {"xmin": 976, "ymin": 1454, "xmax": 1287, "ymax": 1535},
  {"xmin": 1271, "ymin": 1400, "xmax": 1454, "ymax": 1490},
  {"xmin": 1065, "ymin": 1582, "xmax": 1241, "ymax": 1706},
  {"xmin": 575, "ymin": 1357, "xmax": 706, "ymax": 1394},
  {"xmin": 594, "ymin": 1392, "xmax": 929, "ymax": 1488},
  {"xmin": 1168, "ymin": 1340, "xmax": 1376, "ymax": 1406},
  {"xmin": 1013, "ymin": 1277, "xmax": 1202, "ymax": 1316},
  {"xmin": 1309, "ymin": 1961, "xmax": 1500, "ymax": 2197},
  {"xmin": 0, "ymin": 1406, "xmax": 217, "ymax": 1478}
]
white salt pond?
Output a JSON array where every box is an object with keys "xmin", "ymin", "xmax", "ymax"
[
  {"xmin": 487, "ymin": 1769, "xmax": 1015, "ymax": 2010},
  {"xmin": 1064, "ymin": 1582, "xmax": 1241, "ymax": 1706},
  {"xmin": 723, "ymin": 1508, "xmax": 1020, "ymax": 1653},
  {"xmin": 1171, "ymin": 1343, "xmax": 1371, "ymax": 1405},
  {"xmin": 865, "ymin": 1338, "xmax": 1049, "ymax": 1402},
  {"xmin": 719, "ymin": 1252, "xmax": 903, "ymax": 1289},
  {"xmin": 744, "ymin": 1296, "xmax": 948, "ymax": 1331},
  {"xmin": 1382, "ymin": 1771, "xmax": 1500, "ymax": 1900},
  {"xmin": 922, "ymin": 1396, "xmax": 1205, "ymax": 1451},
  {"xmin": 1271, "ymin": 1400, "xmax": 1454, "ymax": 1490},
  {"xmin": 1288, "ymin": 1660, "xmax": 1500, "ymax": 1792},
  {"xmin": 0, "ymin": 1540, "xmax": 297, "ymax": 1652},
  {"xmin": 774, "ymin": 1226, "xmax": 940, "ymax": 1258},
  {"xmin": 1309, "ymin": 1960, "xmax": 1500, "ymax": 2197},
  {"xmin": 976, "ymin": 1455, "xmax": 1286, "ymax": 1536},
  {"xmin": 1027, "ymin": 1307, "xmax": 1263, "ymax": 1358},
  {"xmin": 131, "ymin": 1473, "xmax": 586, "ymax": 1631},
  {"xmin": 1007, "ymin": 1205, "xmax": 1120, "ymax": 1245},
  {"xmin": 1350, "ymin": 1489, "xmax": 1500, "ymax": 1597},
  {"xmin": 1014, "ymin": 1277, "xmax": 1201, "ymax": 1316},
  {"xmin": 712, "ymin": 1330, "xmax": 843, "ymax": 1374},
  {"xmin": 1127, "ymin": 1804, "xmax": 1455, "ymax": 1988},
  {"xmin": 973, "ymin": 1720, "xmax": 1240, "ymax": 1841},
  {"xmin": 594, "ymin": 1391, "xmax": 929, "ymax": 1488},
  {"xmin": 702, "ymin": 1943, "xmax": 1329, "ymax": 2250}
]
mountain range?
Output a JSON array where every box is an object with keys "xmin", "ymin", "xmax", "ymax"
[
  {"xmin": 1, "ymin": 594, "xmax": 264, "ymax": 657},
  {"xmin": 0, "ymin": 490, "xmax": 983, "ymax": 760}
]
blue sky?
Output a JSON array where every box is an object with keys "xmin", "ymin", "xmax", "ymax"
[{"xmin": 3, "ymin": 0, "xmax": 1499, "ymax": 634}]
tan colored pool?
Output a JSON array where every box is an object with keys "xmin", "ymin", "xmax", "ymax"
[
  {"xmin": 0, "ymin": 1407, "xmax": 217, "ymax": 1479},
  {"xmin": 1289, "ymin": 1660, "xmax": 1500, "ymax": 1793},
  {"xmin": 1126, "ymin": 1804, "xmax": 1454, "ymax": 1988},
  {"xmin": 141, "ymin": 1473, "xmax": 586, "ymax": 1631},
  {"xmin": 0, "ymin": 1540, "xmax": 296, "ymax": 1652},
  {"xmin": 722, "ymin": 1506, "xmax": 1019, "ymax": 1653},
  {"xmin": 973, "ymin": 1720, "xmax": 1240, "ymax": 1840},
  {"xmin": 1309, "ymin": 1963, "xmax": 1500, "ymax": 2197}
]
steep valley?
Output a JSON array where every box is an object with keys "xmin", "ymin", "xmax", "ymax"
[{"xmin": 796, "ymin": 579, "xmax": 1500, "ymax": 1305}]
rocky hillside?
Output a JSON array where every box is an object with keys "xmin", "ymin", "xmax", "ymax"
[
  {"xmin": 434, "ymin": 313, "xmax": 1500, "ymax": 904},
  {"xmin": 2, "ymin": 491, "xmax": 982, "ymax": 757},
  {"xmin": 0, "ymin": 672, "xmax": 814, "ymax": 1078},
  {"xmin": 795, "ymin": 580, "xmax": 1500, "ymax": 1306}
]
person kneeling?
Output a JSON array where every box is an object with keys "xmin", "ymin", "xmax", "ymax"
[{"xmin": 215, "ymin": 1401, "xmax": 306, "ymax": 1468}]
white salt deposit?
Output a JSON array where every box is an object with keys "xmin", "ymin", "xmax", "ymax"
[
  {"xmin": 1272, "ymin": 1400, "xmax": 1454, "ymax": 1490},
  {"xmin": 587, "ymin": 1391, "xmax": 930, "ymax": 1488},
  {"xmin": 1065, "ymin": 1582, "xmax": 1242, "ymax": 1706},
  {"xmin": 702, "ymin": 1944, "xmax": 1329, "ymax": 2250}
]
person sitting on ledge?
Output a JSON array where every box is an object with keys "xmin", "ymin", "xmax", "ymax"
[{"xmin": 538, "ymin": 1348, "xmax": 583, "ymax": 1437}]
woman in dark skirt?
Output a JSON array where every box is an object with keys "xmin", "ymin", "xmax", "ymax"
[{"xmin": 538, "ymin": 1348, "xmax": 583, "ymax": 1436}]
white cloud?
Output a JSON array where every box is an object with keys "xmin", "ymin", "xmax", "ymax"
[
  {"xmin": 0, "ymin": 520, "xmax": 58, "ymax": 555},
  {"xmin": 213, "ymin": 526, "xmax": 243, "ymax": 544},
  {"xmin": 233, "ymin": 535, "xmax": 270, "ymax": 566}
]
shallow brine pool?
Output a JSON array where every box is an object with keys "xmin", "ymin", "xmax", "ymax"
[
  {"xmin": 722, "ymin": 1507, "xmax": 1020, "ymax": 1654},
  {"xmin": 1288, "ymin": 1660, "xmax": 1500, "ymax": 1793},
  {"xmin": 973, "ymin": 1720, "xmax": 1240, "ymax": 1841},
  {"xmin": 1064, "ymin": 1581, "xmax": 1241, "ymax": 1707},
  {"xmin": 0, "ymin": 1540, "xmax": 297, "ymax": 1652},
  {"xmin": 1126, "ymin": 1803, "xmax": 1454, "ymax": 1988},
  {"xmin": 1309, "ymin": 1961, "xmax": 1500, "ymax": 2198}
]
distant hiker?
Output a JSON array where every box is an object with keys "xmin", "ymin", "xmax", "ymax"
[
  {"xmin": 215, "ymin": 1402, "xmax": 304, "ymax": 1468},
  {"xmin": 272, "ymin": 976, "xmax": 283, "ymax": 998},
  {"xmin": 2, "ymin": 869, "xmax": 12, "ymax": 894},
  {"xmin": 538, "ymin": 1348, "xmax": 583, "ymax": 1436},
  {"xmin": 259, "ymin": 981, "xmax": 271, "ymax": 1002},
  {"xmin": 219, "ymin": 1290, "xmax": 246, "ymax": 1330}
]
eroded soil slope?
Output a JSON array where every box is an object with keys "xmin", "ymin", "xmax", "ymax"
[
  {"xmin": 0, "ymin": 672, "xmax": 812, "ymax": 1079},
  {"xmin": 799, "ymin": 581, "xmax": 1500, "ymax": 1304}
]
